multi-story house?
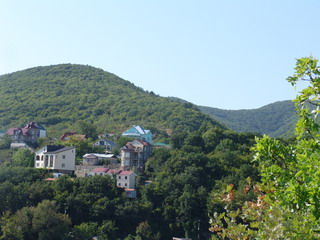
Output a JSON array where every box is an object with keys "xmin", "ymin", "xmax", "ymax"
[
  {"xmin": 6, "ymin": 121, "xmax": 46, "ymax": 146},
  {"xmin": 122, "ymin": 125, "xmax": 152, "ymax": 144},
  {"xmin": 117, "ymin": 170, "xmax": 137, "ymax": 189},
  {"xmin": 34, "ymin": 145, "xmax": 76, "ymax": 175},
  {"xmin": 120, "ymin": 139, "xmax": 152, "ymax": 169}
]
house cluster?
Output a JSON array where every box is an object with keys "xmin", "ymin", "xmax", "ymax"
[
  {"xmin": 3, "ymin": 122, "xmax": 155, "ymax": 198},
  {"xmin": 76, "ymin": 125, "xmax": 153, "ymax": 198}
]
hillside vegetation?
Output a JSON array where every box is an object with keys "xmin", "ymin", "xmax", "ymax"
[
  {"xmin": 198, "ymin": 101, "xmax": 297, "ymax": 137},
  {"xmin": 0, "ymin": 64, "xmax": 261, "ymax": 239},
  {"xmin": 0, "ymin": 64, "xmax": 222, "ymax": 138}
]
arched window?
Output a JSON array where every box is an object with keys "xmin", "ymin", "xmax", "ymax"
[
  {"xmin": 36, "ymin": 155, "xmax": 40, "ymax": 160},
  {"xmin": 49, "ymin": 155, "xmax": 54, "ymax": 167},
  {"xmin": 45, "ymin": 155, "xmax": 49, "ymax": 167}
]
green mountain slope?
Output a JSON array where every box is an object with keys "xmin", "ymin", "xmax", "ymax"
[
  {"xmin": 198, "ymin": 101, "xmax": 298, "ymax": 137},
  {"xmin": 0, "ymin": 64, "xmax": 222, "ymax": 138}
]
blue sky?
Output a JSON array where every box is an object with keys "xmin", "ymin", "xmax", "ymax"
[{"xmin": 1, "ymin": 1, "xmax": 319, "ymax": 109}]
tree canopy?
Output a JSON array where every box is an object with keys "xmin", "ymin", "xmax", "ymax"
[{"xmin": 210, "ymin": 56, "xmax": 320, "ymax": 239}]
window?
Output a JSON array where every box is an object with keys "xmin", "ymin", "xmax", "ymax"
[
  {"xmin": 45, "ymin": 155, "xmax": 49, "ymax": 167},
  {"xmin": 62, "ymin": 155, "xmax": 66, "ymax": 159},
  {"xmin": 118, "ymin": 176, "xmax": 121, "ymax": 179},
  {"xmin": 62, "ymin": 163, "xmax": 65, "ymax": 168},
  {"xmin": 118, "ymin": 183, "xmax": 121, "ymax": 186},
  {"xmin": 125, "ymin": 183, "xmax": 127, "ymax": 186},
  {"xmin": 125, "ymin": 176, "xmax": 127, "ymax": 179},
  {"xmin": 36, "ymin": 155, "xmax": 40, "ymax": 160}
]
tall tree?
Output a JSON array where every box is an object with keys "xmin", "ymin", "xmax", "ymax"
[{"xmin": 12, "ymin": 148, "xmax": 34, "ymax": 167}]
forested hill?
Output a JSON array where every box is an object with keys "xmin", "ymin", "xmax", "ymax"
[
  {"xmin": 0, "ymin": 64, "xmax": 223, "ymax": 138},
  {"xmin": 198, "ymin": 101, "xmax": 297, "ymax": 137}
]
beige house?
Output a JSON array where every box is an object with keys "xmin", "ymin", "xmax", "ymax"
[
  {"xmin": 83, "ymin": 153, "xmax": 118, "ymax": 166},
  {"xmin": 35, "ymin": 145, "xmax": 76, "ymax": 174}
]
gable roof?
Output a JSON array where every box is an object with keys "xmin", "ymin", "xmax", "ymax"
[
  {"xmin": 122, "ymin": 125, "xmax": 151, "ymax": 136},
  {"xmin": 107, "ymin": 169, "xmax": 122, "ymax": 175},
  {"xmin": 24, "ymin": 121, "xmax": 38, "ymax": 129},
  {"xmin": 7, "ymin": 121, "xmax": 44, "ymax": 136},
  {"xmin": 60, "ymin": 132, "xmax": 87, "ymax": 141},
  {"xmin": 92, "ymin": 168, "xmax": 110, "ymax": 173},
  {"xmin": 132, "ymin": 139, "xmax": 151, "ymax": 146},
  {"xmin": 7, "ymin": 128, "xmax": 30, "ymax": 136},
  {"xmin": 119, "ymin": 170, "xmax": 136, "ymax": 176}
]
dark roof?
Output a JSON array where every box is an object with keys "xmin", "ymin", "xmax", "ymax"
[
  {"xmin": 24, "ymin": 121, "xmax": 38, "ymax": 129},
  {"xmin": 46, "ymin": 145, "xmax": 65, "ymax": 152},
  {"xmin": 44, "ymin": 145, "xmax": 75, "ymax": 153},
  {"xmin": 35, "ymin": 123, "xmax": 46, "ymax": 130}
]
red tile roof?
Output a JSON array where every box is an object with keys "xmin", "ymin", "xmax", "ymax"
[
  {"xmin": 92, "ymin": 168, "xmax": 109, "ymax": 173},
  {"xmin": 119, "ymin": 170, "xmax": 134, "ymax": 176},
  {"xmin": 107, "ymin": 169, "xmax": 122, "ymax": 174},
  {"xmin": 60, "ymin": 132, "xmax": 87, "ymax": 141},
  {"xmin": 45, "ymin": 178, "xmax": 58, "ymax": 181},
  {"xmin": 125, "ymin": 188, "xmax": 136, "ymax": 192},
  {"xmin": 6, "ymin": 128, "xmax": 30, "ymax": 136}
]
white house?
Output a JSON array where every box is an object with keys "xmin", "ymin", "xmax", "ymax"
[
  {"xmin": 34, "ymin": 145, "xmax": 76, "ymax": 174},
  {"xmin": 117, "ymin": 170, "xmax": 137, "ymax": 189},
  {"xmin": 88, "ymin": 167, "xmax": 110, "ymax": 177}
]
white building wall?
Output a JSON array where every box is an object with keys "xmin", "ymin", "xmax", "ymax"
[
  {"xmin": 34, "ymin": 147, "xmax": 75, "ymax": 172},
  {"xmin": 117, "ymin": 173, "xmax": 137, "ymax": 189},
  {"xmin": 53, "ymin": 149, "xmax": 75, "ymax": 171}
]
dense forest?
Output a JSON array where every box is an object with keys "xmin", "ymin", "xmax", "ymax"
[
  {"xmin": 0, "ymin": 128, "xmax": 259, "ymax": 239},
  {"xmin": 198, "ymin": 101, "xmax": 297, "ymax": 138}
]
